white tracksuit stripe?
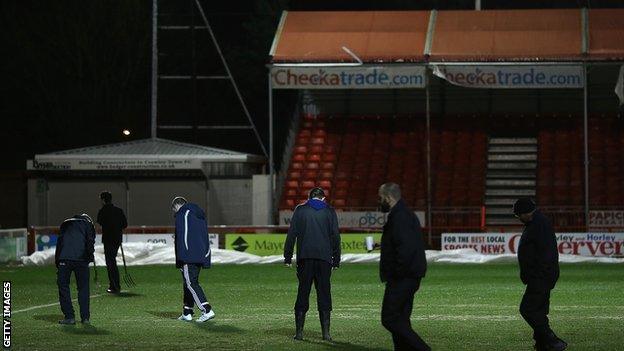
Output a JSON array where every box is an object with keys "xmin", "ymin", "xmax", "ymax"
[
  {"xmin": 183, "ymin": 264, "xmax": 207, "ymax": 313},
  {"xmin": 184, "ymin": 209, "xmax": 190, "ymax": 250}
]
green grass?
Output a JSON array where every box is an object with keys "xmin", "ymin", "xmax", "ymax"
[{"xmin": 3, "ymin": 263, "xmax": 624, "ymax": 350}]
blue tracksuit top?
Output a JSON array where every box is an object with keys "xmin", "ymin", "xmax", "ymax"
[{"xmin": 174, "ymin": 203, "xmax": 211, "ymax": 268}]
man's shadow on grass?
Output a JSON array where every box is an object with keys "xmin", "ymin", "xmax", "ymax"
[
  {"xmin": 147, "ymin": 311, "xmax": 245, "ymax": 334},
  {"xmin": 270, "ymin": 328, "xmax": 387, "ymax": 351},
  {"xmin": 33, "ymin": 314, "xmax": 111, "ymax": 335}
]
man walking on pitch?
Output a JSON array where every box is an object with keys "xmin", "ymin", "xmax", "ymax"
[
  {"xmin": 378, "ymin": 183, "xmax": 430, "ymax": 351},
  {"xmin": 284, "ymin": 187, "xmax": 341, "ymax": 341},
  {"xmin": 171, "ymin": 196, "xmax": 215, "ymax": 323},
  {"xmin": 96, "ymin": 191, "xmax": 127, "ymax": 293},
  {"xmin": 55, "ymin": 213, "xmax": 96, "ymax": 325},
  {"xmin": 514, "ymin": 198, "xmax": 567, "ymax": 351}
]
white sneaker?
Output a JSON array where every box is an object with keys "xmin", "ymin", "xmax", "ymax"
[
  {"xmin": 196, "ymin": 309, "xmax": 215, "ymax": 323},
  {"xmin": 177, "ymin": 314, "xmax": 193, "ymax": 322}
]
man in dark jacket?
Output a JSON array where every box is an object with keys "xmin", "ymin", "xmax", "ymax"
[
  {"xmin": 284, "ymin": 187, "xmax": 340, "ymax": 341},
  {"xmin": 378, "ymin": 183, "xmax": 430, "ymax": 351},
  {"xmin": 55, "ymin": 213, "xmax": 96, "ymax": 325},
  {"xmin": 96, "ymin": 191, "xmax": 127, "ymax": 293},
  {"xmin": 514, "ymin": 198, "xmax": 567, "ymax": 351},
  {"xmin": 172, "ymin": 196, "xmax": 214, "ymax": 323}
]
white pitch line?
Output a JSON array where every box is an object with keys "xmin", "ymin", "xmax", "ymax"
[{"xmin": 13, "ymin": 294, "xmax": 103, "ymax": 314}]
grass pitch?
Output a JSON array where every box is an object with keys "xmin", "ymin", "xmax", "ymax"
[{"xmin": 4, "ymin": 263, "xmax": 623, "ymax": 350}]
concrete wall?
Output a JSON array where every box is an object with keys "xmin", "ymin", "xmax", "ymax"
[
  {"xmin": 28, "ymin": 177, "xmax": 256, "ymax": 226},
  {"xmin": 127, "ymin": 180, "xmax": 207, "ymax": 226},
  {"xmin": 252, "ymin": 175, "xmax": 271, "ymax": 225},
  {"xmin": 207, "ymin": 178, "xmax": 252, "ymax": 225}
]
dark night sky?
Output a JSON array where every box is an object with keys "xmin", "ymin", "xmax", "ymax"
[
  {"xmin": 2, "ymin": 0, "xmax": 622, "ymax": 169},
  {"xmin": 0, "ymin": 0, "xmax": 622, "ymax": 226}
]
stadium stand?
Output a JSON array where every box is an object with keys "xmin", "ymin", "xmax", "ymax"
[
  {"xmin": 588, "ymin": 114, "xmax": 624, "ymax": 206},
  {"xmin": 280, "ymin": 114, "xmax": 487, "ymax": 221}
]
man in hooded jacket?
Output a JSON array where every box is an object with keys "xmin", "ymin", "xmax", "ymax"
[
  {"xmin": 284, "ymin": 187, "xmax": 341, "ymax": 341},
  {"xmin": 55, "ymin": 213, "xmax": 96, "ymax": 325},
  {"xmin": 171, "ymin": 196, "xmax": 214, "ymax": 323}
]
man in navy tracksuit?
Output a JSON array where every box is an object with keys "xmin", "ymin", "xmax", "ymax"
[
  {"xmin": 171, "ymin": 196, "xmax": 214, "ymax": 323},
  {"xmin": 55, "ymin": 214, "xmax": 96, "ymax": 325},
  {"xmin": 284, "ymin": 187, "xmax": 341, "ymax": 341}
]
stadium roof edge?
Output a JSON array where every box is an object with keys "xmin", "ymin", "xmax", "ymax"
[
  {"xmin": 269, "ymin": 8, "xmax": 624, "ymax": 64},
  {"xmin": 33, "ymin": 137, "xmax": 266, "ymax": 164}
]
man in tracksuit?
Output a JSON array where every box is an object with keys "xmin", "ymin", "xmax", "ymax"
[
  {"xmin": 55, "ymin": 213, "xmax": 96, "ymax": 325},
  {"xmin": 96, "ymin": 191, "xmax": 128, "ymax": 294},
  {"xmin": 514, "ymin": 198, "xmax": 567, "ymax": 351},
  {"xmin": 284, "ymin": 187, "xmax": 341, "ymax": 341},
  {"xmin": 378, "ymin": 183, "xmax": 430, "ymax": 351},
  {"xmin": 171, "ymin": 196, "xmax": 214, "ymax": 323}
]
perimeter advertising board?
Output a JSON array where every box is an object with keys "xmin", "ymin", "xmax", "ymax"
[
  {"xmin": 279, "ymin": 211, "xmax": 425, "ymax": 228},
  {"xmin": 442, "ymin": 233, "xmax": 624, "ymax": 257},
  {"xmin": 225, "ymin": 233, "xmax": 382, "ymax": 256}
]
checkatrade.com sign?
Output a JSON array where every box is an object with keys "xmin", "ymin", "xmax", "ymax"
[
  {"xmin": 271, "ymin": 66, "xmax": 426, "ymax": 89},
  {"xmin": 432, "ymin": 65, "xmax": 584, "ymax": 89}
]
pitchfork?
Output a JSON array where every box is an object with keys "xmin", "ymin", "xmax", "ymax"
[{"xmin": 120, "ymin": 243, "xmax": 137, "ymax": 288}]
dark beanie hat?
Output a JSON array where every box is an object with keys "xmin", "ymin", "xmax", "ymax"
[
  {"xmin": 308, "ymin": 187, "xmax": 325, "ymax": 199},
  {"xmin": 513, "ymin": 197, "xmax": 536, "ymax": 215}
]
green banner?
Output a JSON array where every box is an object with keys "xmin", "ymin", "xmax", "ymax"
[{"xmin": 225, "ymin": 233, "xmax": 382, "ymax": 256}]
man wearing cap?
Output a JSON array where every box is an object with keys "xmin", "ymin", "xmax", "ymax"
[
  {"xmin": 55, "ymin": 214, "xmax": 96, "ymax": 325},
  {"xmin": 514, "ymin": 198, "xmax": 567, "ymax": 351},
  {"xmin": 96, "ymin": 191, "xmax": 127, "ymax": 294},
  {"xmin": 171, "ymin": 196, "xmax": 215, "ymax": 323},
  {"xmin": 284, "ymin": 187, "xmax": 341, "ymax": 341}
]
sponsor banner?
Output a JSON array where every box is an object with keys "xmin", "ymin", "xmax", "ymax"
[
  {"xmin": 28, "ymin": 158, "xmax": 203, "ymax": 171},
  {"xmin": 431, "ymin": 65, "xmax": 584, "ymax": 89},
  {"xmin": 225, "ymin": 233, "xmax": 382, "ymax": 256},
  {"xmin": 589, "ymin": 210, "xmax": 624, "ymax": 228},
  {"xmin": 270, "ymin": 66, "xmax": 426, "ymax": 89},
  {"xmin": 442, "ymin": 233, "xmax": 624, "ymax": 257},
  {"xmin": 279, "ymin": 211, "xmax": 425, "ymax": 228},
  {"xmin": 36, "ymin": 233, "xmax": 220, "ymax": 250}
]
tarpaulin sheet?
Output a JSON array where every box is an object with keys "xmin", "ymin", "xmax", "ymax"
[{"xmin": 21, "ymin": 243, "xmax": 624, "ymax": 266}]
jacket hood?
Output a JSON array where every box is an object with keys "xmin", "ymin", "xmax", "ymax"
[
  {"xmin": 178, "ymin": 203, "xmax": 206, "ymax": 220},
  {"xmin": 306, "ymin": 198, "xmax": 327, "ymax": 210}
]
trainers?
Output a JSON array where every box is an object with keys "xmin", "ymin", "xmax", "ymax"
[
  {"xmin": 177, "ymin": 314, "xmax": 193, "ymax": 322},
  {"xmin": 58, "ymin": 318, "xmax": 75, "ymax": 325},
  {"xmin": 196, "ymin": 309, "xmax": 215, "ymax": 323},
  {"xmin": 81, "ymin": 319, "xmax": 90, "ymax": 325},
  {"xmin": 106, "ymin": 288, "xmax": 120, "ymax": 294}
]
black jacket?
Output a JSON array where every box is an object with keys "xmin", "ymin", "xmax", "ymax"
[
  {"xmin": 284, "ymin": 199, "xmax": 341, "ymax": 266},
  {"xmin": 97, "ymin": 203, "xmax": 127, "ymax": 244},
  {"xmin": 55, "ymin": 215, "xmax": 96, "ymax": 265},
  {"xmin": 517, "ymin": 210, "xmax": 560, "ymax": 288},
  {"xmin": 380, "ymin": 199, "xmax": 427, "ymax": 282}
]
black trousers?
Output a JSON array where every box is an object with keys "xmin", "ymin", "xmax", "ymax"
[
  {"xmin": 294, "ymin": 259, "xmax": 332, "ymax": 312},
  {"xmin": 520, "ymin": 282, "xmax": 553, "ymax": 343},
  {"xmin": 104, "ymin": 242, "xmax": 120, "ymax": 291},
  {"xmin": 381, "ymin": 277, "xmax": 430, "ymax": 351},
  {"xmin": 181, "ymin": 264, "xmax": 210, "ymax": 314},
  {"xmin": 57, "ymin": 260, "xmax": 90, "ymax": 321}
]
